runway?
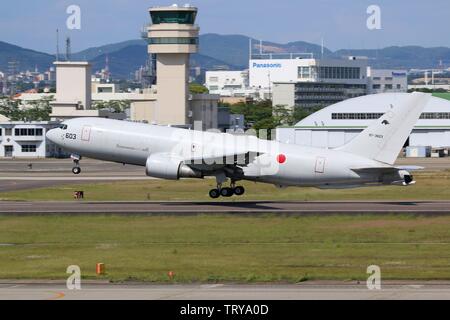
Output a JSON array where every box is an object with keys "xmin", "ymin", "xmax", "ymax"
[
  {"xmin": 1, "ymin": 200, "xmax": 450, "ymax": 215},
  {"xmin": 2, "ymin": 282, "xmax": 450, "ymax": 300},
  {"xmin": 0, "ymin": 157, "xmax": 447, "ymax": 193}
]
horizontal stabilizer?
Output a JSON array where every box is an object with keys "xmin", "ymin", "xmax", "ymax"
[
  {"xmin": 351, "ymin": 167, "xmax": 398, "ymax": 174},
  {"xmin": 395, "ymin": 166, "xmax": 424, "ymax": 171}
]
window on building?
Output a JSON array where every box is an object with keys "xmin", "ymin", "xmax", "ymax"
[
  {"xmin": 5, "ymin": 128, "xmax": 12, "ymax": 136},
  {"xmin": 331, "ymin": 113, "xmax": 385, "ymax": 120},
  {"xmin": 150, "ymin": 10, "xmax": 197, "ymax": 24},
  {"xmin": 209, "ymin": 86, "xmax": 219, "ymax": 91},
  {"xmin": 14, "ymin": 128, "xmax": 43, "ymax": 136},
  {"xmin": 385, "ymin": 84, "xmax": 393, "ymax": 90},
  {"xmin": 373, "ymin": 77, "xmax": 381, "ymax": 81},
  {"xmin": 0, "ymin": 129, "xmax": 2, "ymax": 136},
  {"xmin": 373, "ymin": 84, "xmax": 381, "ymax": 89},
  {"xmin": 148, "ymin": 37, "xmax": 198, "ymax": 45},
  {"xmin": 98, "ymin": 87, "xmax": 113, "ymax": 93},
  {"xmin": 298, "ymin": 67, "xmax": 311, "ymax": 79},
  {"xmin": 331, "ymin": 112, "xmax": 450, "ymax": 120},
  {"xmin": 209, "ymin": 77, "xmax": 218, "ymax": 82},
  {"xmin": 397, "ymin": 84, "xmax": 402, "ymax": 89},
  {"xmin": 319, "ymin": 67, "xmax": 360, "ymax": 79},
  {"xmin": 21, "ymin": 145, "xmax": 37, "ymax": 153},
  {"xmin": 420, "ymin": 113, "xmax": 450, "ymax": 119},
  {"xmin": 385, "ymin": 77, "xmax": 393, "ymax": 81}
]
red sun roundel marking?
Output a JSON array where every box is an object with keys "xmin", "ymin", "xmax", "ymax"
[{"xmin": 277, "ymin": 154, "xmax": 286, "ymax": 164}]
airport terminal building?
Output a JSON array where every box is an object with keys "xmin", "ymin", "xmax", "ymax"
[{"xmin": 276, "ymin": 93, "xmax": 450, "ymax": 150}]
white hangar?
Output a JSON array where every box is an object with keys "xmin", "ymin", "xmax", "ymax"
[{"xmin": 276, "ymin": 93, "xmax": 450, "ymax": 149}]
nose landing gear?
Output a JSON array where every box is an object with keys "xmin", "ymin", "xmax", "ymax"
[{"xmin": 71, "ymin": 154, "xmax": 82, "ymax": 175}]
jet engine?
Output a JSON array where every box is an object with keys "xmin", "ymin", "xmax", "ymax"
[
  {"xmin": 145, "ymin": 154, "xmax": 202, "ymax": 180},
  {"xmin": 387, "ymin": 170, "xmax": 415, "ymax": 186}
]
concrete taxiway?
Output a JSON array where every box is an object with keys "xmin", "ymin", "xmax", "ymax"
[
  {"xmin": 2, "ymin": 282, "xmax": 450, "ymax": 300},
  {"xmin": 1, "ymin": 200, "xmax": 450, "ymax": 215}
]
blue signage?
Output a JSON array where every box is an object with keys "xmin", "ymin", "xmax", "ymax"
[
  {"xmin": 392, "ymin": 72, "xmax": 406, "ymax": 77},
  {"xmin": 252, "ymin": 62, "xmax": 282, "ymax": 68}
]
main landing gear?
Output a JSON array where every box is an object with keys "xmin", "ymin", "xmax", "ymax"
[
  {"xmin": 71, "ymin": 154, "xmax": 82, "ymax": 175},
  {"xmin": 209, "ymin": 181, "xmax": 245, "ymax": 199}
]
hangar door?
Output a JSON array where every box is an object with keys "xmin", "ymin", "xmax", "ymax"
[
  {"xmin": 411, "ymin": 131, "xmax": 447, "ymax": 148},
  {"xmin": 328, "ymin": 131, "xmax": 346, "ymax": 148},
  {"xmin": 427, "ymin": 131, "xmax": 446, "ymax": 148},
  {"xmin": 344, "ymin": 131, "xmax": 361, "ymax": 144},
  {"xmin": 295, "ymin": 130, "xmax": 312, "ymax": 146},
  {"xmin": 311, "ymin": 131, "xmax": 328, "ymax": 148}
]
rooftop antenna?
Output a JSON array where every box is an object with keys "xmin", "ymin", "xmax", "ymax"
[
  {"xmin": 248, "ymin": 38, "xmax": 252, "ymax": 62},
  {"xmin": 65, "ymin": 36, "xmax": 71, "ymax": 61},
  {"xmin": 56, "ymin": 29, "xmax": 60, "ymax": 61},
  {"xmin": 321, "ymin": 37, "xmax": 324, "ymax": 59},
  {"xmin": 105, "ymin": 54, "xmax": 110, "ymax": 81}
]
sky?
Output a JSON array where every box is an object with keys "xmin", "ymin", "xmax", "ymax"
[{"xmin": 0, "ymin": 0, "xmax": 449, "ymax": 54}]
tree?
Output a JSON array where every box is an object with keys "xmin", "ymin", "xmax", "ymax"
[
  {"xmin": 0, "ymin": 96, "xmax": 53, "ymax": 121},
  {"xmin": 223, "ymin": 100, "xmax": 321, "ymax": 138},
  {"xmin": 293, "ymin": 106, "xmax": 322, "ymax": 123},
  {"xmin": 92, "ymin": 100, "xmax": 130, "ymax": 113},
  {"xmin": 23, "ymin": 96, "xmax": 53, "ymax": 121},
  {"xmin": 272, "ymin": 105, "xmax": 295, "ymax": 127},
  {"xmin": 189, "ymin": 83, "xmax": 209, "ymax": 94}
]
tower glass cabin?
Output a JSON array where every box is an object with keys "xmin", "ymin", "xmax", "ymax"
[{"xmin": 150, "ymin": 9, "xmax": 197, "ymax": 24}]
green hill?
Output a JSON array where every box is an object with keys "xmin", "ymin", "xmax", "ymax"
[
  {"xmin": 0, "ymin": 41, "xmax": 54, "ymax": 72},
  {"xmin": 1, "ymin": 35, "xmax": 449, "ymax": 80}
]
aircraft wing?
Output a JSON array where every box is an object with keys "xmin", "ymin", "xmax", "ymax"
[{"xmin": 183, "ymin": 151, "xmax": 263, "ymax": 167}]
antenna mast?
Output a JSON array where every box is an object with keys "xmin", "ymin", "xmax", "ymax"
[
  {"xmin": 65, "ymin": 37, "xmax": 71, "ymax": 61},
  {"xmin": 56, "ymin": 29, "xmax": 60, "ymax": 61},
  {"xmin": 321, "ymin": 38, "xmax": 324, "ymax": 59}
]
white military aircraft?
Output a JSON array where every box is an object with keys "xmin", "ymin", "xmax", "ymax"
[{"xmin": 46, "ymin": 92, "xmax": 430, "ymax": 198}]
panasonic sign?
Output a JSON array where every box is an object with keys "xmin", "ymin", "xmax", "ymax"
[
  {"xmin": 392, "ymin": 72, "xmax": 407, "ymax": 77},
  {"xmin": 252, "ymin": 62, "xmax": 282, "ymax": 68}
]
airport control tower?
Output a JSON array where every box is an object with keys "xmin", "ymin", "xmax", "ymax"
[{"xmin": 147, "ymin": 4, "xmax": 199, "ymax": 125}]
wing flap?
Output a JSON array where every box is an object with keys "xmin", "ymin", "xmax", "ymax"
[{"xmin": 183, "ymin": 151, "xmax": 263, "ymax": 167}]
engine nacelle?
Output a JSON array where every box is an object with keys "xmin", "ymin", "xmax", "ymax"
[
  {"xmin": 388, "ymin": 170, "xmax": 415, "ymax": 186},
  {"xmin": 145, "ymin": 154, "xmax": 202, "ymax": 180}
]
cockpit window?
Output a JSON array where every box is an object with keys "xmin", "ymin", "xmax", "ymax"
[{"xmin": 59, "ymin": 124, "xmax": 68, "ymax": 130}]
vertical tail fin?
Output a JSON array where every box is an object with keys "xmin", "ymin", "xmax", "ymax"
[{"xmin": 336, "ymin": 92, "xmax": 431, "ymax": 165}]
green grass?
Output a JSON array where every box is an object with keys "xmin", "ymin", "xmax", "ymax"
[
  {"xmin": 1, "ymin": 214, "xmax": 450, "ymax": 282},
  {"xmin": 0, "ymin": 171, "xmax": 449, "ymax": 201},
  {"xmin": 433, "ymin": 92, "xmax": 450, "ymax": 101}
]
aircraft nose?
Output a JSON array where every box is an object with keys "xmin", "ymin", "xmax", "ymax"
[{"xmin": 46, "ymin": 128, "xmax": 58, "ymax": 143}]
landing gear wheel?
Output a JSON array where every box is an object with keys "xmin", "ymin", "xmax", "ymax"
[
  {"xmin": 233, "ymin": 186, "xmax": 245, "ymax": 196},
  {"xmin": 209, "ymin": 189, "xmax": 220, "ymax": 199},
  {"xmin": 72, "ymin": 167, "xmax": 81, "ymax": 175},
  {"xmin": 220, "ymin": 187, "xmax": 234, "ymax": 197}
]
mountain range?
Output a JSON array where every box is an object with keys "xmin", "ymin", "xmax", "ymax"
[{"xmin": 1, "ymin": 34, "xmax": 449, "ymax": 79}]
